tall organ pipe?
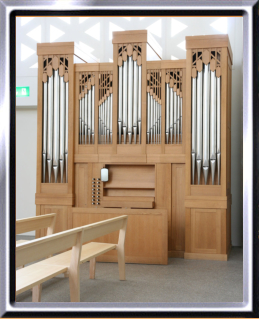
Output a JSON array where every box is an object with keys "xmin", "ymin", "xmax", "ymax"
[
  {"xmin": 65, "ymin": 82, "xmax": 68, "ymax": 183},
  {"xmin": 84, "ymin": 92, "xmax": 88, "ymax": 144},
  {"xmin": 107, "ymin": 95, "xmax": 110, "ymax": 144},
  {"xmin": 210, "ymin": 70, "xmax": 217, "ymax": 184},
  {"xmin": 122, "ymin": 59, "xmax": 128, "ymax": 144},
  {"xmin": 202, "ymin": 64, "xmax": 210, "ymax": 184},
  {"xmin": 110, "ymin": 93, "xmax": 113, "ymax": 143},
  {"xmin": 191, "ymin": 77, "xmax": 197, "ymax": 184},
  {"xmin": 169, "ymin": 88, "xmax": 173, "ymax": 144},
  {"xmin": 42, "ymin": 81, "xmax": 48, "ymax": 183},
  {"xmin": 138, "ymin": 65, "xmax": 142, "ymax": 144},
  {"xmin": 53, "ymin": 70, "xmax": 60, "ymax": 183},
  {"xmin": 147, "ymin": 92, "xmax": 150, "ymax": 144},
  {"xmin": 177, "ymin": 95, "xmax": 180, "ymax": 143},
  {"xmin": 59, "ymin": 76, "xmax": 66, "ymax": 183},
  {"xmin": 88, "ymin": 87, "xmax": 92, "ymax": 144},
  {"xmin": 81, "ymin": 96, "xmax": 85, "ymax": 143},
  {"xmin": 104, "ymin": 98, "xmax": 107, "ymax": 144},
  {"xmin": 217, "ymin": 76, "xmax": 221, "ymax": 184},
  {"xmin": 91, "ymin": 85, "xmax": 95, "ymax": 144},
  {"xmin": 128, "ymin": 56, "xmax": 133, "ymax": 144},
  {"xmin": 173, "ymin": 91, "xmax": 177, "ymax": 144},
  {"xmin": 118, "ymin": 66, "xmax": 123, "ymax": 144},
  {"xmin": 150, "ymin": 96, "xmax": 154, "ymax": 144},
  {"xmin": 79, "ymin": 99, "xmax": 82, "ymax": 145},
  {"xmin": 196, "ymin": 70, "xmax": 203, "ymax": 185},
  {"xmin": 165, "ymin": 83, "xmax": 169, "ymax": 144},
  {"xmin": 133, "ymin": 61, "xmax": 138, "ymax": 144}
]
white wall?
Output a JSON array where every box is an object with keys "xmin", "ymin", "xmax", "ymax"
[{"xmin": 16, "ymin": 16, "xmax": 243, "ymax": 245}]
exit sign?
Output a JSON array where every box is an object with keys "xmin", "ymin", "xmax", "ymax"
[{"xmin": 16, "ymin": 86, "xmax": 30, "ymax": 97}]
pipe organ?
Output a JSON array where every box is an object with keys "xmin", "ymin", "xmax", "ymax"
[{"xmin": 35, "ymin": 32, "xmax": 232, "ymax": 264}]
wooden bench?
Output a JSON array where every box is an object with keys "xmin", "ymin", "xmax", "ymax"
[
  {"xmin": 16, "ymin": 215, "xmax": 128, "ymax": 302},
  {"xmin": 16, "ymin": 213, "xmax": 56, "ymax": 245}
]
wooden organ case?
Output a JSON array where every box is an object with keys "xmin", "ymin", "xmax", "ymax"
[{"xmin": 35, "ymin": 31, "xmax": 232, "ymax": 264}]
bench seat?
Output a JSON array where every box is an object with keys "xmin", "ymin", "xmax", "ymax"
[
  {"xmin": 16, "ymin": 264, "xmax": 68, "ymax": 295},
  {"xmin": 17, "ymin": 242, "xmax": 117, "ymax": 295},
  {"xmin": 16, "ymin": 239, "xmax": 29, "ymax": 245},
  {"xmin": 39, "ymin": 242, "xmax": 116, "ymax": 267}
]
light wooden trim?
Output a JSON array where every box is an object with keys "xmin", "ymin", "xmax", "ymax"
[
  {"xmin": 35, "ymin": 194, "xmax": 75, "ymax": 206},
  {"xmin": 161, "ymin": 60, "xmax": 186, "ymax": 69},
  {"xmin": 74, "ymin": 63, "xmax": 100, "ymax": 72},
  {"xmin": 81, "ymin": 215, "xmax": 128, "ymax": 244},
  {"xmin": 112, "ymin": 30, "xmax": 148, "ymax": 43},
  {"xmin": 102, "ymin": 200, "xmax": 154, "ymax": 209},
  {"xmin": 69, "ymin": 230, "xmax": 83, "ymax": 302},
  {"xmin": 185, "ymin": 199, "xmax": 227, "ymax": 209},
  {"xmin": 40, "ymin": 183, "xmax": 68, "ymax": 194},
  {"xmin": 16, "ymin": 213, "xmax": 56, "ymax": 235},
  {"xmin": 103, "ymin": 196, "xmax": 154, "ymax": 202},
  {"xmin": 100, "ymin": 63, "xmax": 113, "ymax": 71},
  {"xmin": 184, "ymin": 252, "xmax": 228, "ymax": 261},
  {"xmin": 16, "ymin": 227, "xmax": 84, "ymax": 268},
  {"xmin": 89, "ymin": 258, "xmax": 96, "ymax": 279},
  {"xmin": 116, "ymin": 217, "xmax": 128, "ymax": 280},
  {"xmin": 37, "ymin": 42, "xmax": 96, "ymax": 63},
  {"xmin": 146, "ymin": 61, "xmax": 161, "ymax": 69}
]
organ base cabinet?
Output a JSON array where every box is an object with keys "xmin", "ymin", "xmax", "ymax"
[{"xmin": 35, "ymin": 32, "xmax": 232, "ymax": 264}]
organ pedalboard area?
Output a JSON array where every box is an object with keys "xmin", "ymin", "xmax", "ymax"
[{"xmin": 35, "ymin": 32, "xmax": 232, "ymax": 263}]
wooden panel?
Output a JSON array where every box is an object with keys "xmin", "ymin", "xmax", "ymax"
[
  {"xmin": 185, "ymin": 198, "xmax": 227, "ymax": 209},
  {"xmin": 75, "ymin": 164, "xmax": 88, "ymax": 207},
  {"xmin": 190, "ymin": 208, "xmax": 221, "ymax": 254},
  {"xmin": 102, "ymin": 200, "xmax": 154, "ymax": 209},
  {"xmin": 190, "ymin": 185, "xmax": 221, "ymax": 196},
  {"xmin": 40, "ymin": 184, "xmax": 68, "ymax": 194},
  {"xmin": 71, "ymin": 208, "xmax": 168, "ymax": 264},
  {"xmin": 104, "ymin": 165, "xmax": 155, "ymax": 189},
  {"xmin": 35, "ymin": 194, "xmax": 74, "ymax": 206},
  {"xmin": 105, "ymin": 188, "xmax": 155, "ymax": 197},
  {"xmin": 112, "ymin": 30, "xmax": 148, "ymax": 44},
  {"xmin": 41, "ymin": 205, "xmax": 68, "ymax": 235},
  {"xmin": 156, "ymin": 164, "xmax": 171, "ymax": 249},
  {"xmin": 171, "ymin": 164, "xmax": 185, "ymax": 252},
  {"xmin": 161, "ymin": 60, "xmax": 186, "ymax": 69},
  {"xmin": 147, "ymin": 154, "xmax": 185, "ymax": 164}
]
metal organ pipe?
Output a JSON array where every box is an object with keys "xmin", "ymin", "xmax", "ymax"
[
  {"xmin": 133, "ymin": 60, "xmax": 138, "ymax": 144},
  {"xmin": 173, "ymin": 90, "xmax": 177, "ymax": 144},
  {"xmin": 84, "ymin": 93, "xmax": 88, "ymax": 144},
  {"xmin": 210, "ymin": 70, "xmax": 217, "ymax": 185},
  {"xmin": 138, "ymin": 65, "xmax": 142, "ymax": 144},
  {"xmin": 59, "ymin": 76, "xmax": 66, "ymax": 183},
  {"xmin": 191, "ymin": 77, "xmax": 197, "ymax": 184},
  {"xmin": 91, "ymin": 85, "xmax": 95, "ymax": 144},
  {"xmin": 217, "ymin": 76, "xmax": 221, "ymax": 185},
  {"xmin": 118, "ymin": 66, "xmax": 123, "ymax": 144},
  {"xmin": 147, "ymin": 92, "xmax": 151, "ymax": 144},
  {"xmin": 191, "ymin": 59, "xmax": 221, "ymax": 185},
  {"xmin": 53, "ymin": 69, "xmax": 60, "ymax": 183},
  {"xmin": 202, "ymin": 64, "xmax": 210, "ymax": 185},
  {"xmin": 42, "ymin": 81, "xmax": 48, "ymax": 183},
  {"xmin": 88, "ymin": 86, "xmax": 92, "ymax": 144},
  {"xmin": 127, "ymin": 56, "xmax": 133, "ymax": 144},
  {"xmin": 150, "ymin": 95, "xmax": 154, "ymax": 144},
  {"xmin": 177, "ymin": 95, "xmax": 180, "ymax": 144},
  {"xmin": 110, "ymin": 93, "xmax": 113, "ymax": 143},
  {"xmin": 169, "ymin": 87, "xmax": 173, "ymax": 144},
  {"xmin": 165, "ymin": 83, "xmax": 169, "ymax": 144},
  {"xmin": 122, "ymin": 59, "xmax": 128, "ymax": 144},
  {"xmin": 196, "ymin": 70, "xmax": 203, "ymax": 185},
  {"xmin": 65, "ymin": 82, "xmax": 68, "ymax": 183}
]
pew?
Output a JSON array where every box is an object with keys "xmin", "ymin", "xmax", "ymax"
[
  {"xmin": 16, "ymin": 215, "xmax": 128, "ymax": 302},
  {"xmin": 16, "ymin": 213, "xmax": 56, "ymax": 245}
]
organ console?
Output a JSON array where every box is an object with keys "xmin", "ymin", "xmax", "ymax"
[{"xmin": 35, "ymin": 31, "xmax": 232, "ymax": 264}]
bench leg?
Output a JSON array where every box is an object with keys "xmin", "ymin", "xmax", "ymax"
[
  {"xmin": 89, "ymin": 258, "xmax": 96, "ymax": 279},
  {"xmin": 32, "ymin": 284, "xmax": 42, "ymax": 302},
  {"xmin": 69, "ymin": 270, "xmax": 80, "ymax": 302},
  {"xmin": 117, "ymin": 248, "xmax": 126, "ymax": 281}
]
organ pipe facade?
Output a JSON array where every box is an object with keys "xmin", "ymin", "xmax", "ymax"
[{"xmin": 35, "ymin": 32, "xmax": 232, "ymax": 263}]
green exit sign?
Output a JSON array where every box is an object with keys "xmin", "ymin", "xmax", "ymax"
[{"xmin": 16, "ymin": 86, "xmax": 30, "ymax": 97}]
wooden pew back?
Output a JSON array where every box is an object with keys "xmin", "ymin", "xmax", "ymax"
[{"xmin": 16, "ymin": 213, "xmax": 56, "ymax": 236}]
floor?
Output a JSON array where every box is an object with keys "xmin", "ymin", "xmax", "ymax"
[{"xmin": 16, "ymin": 246, "xmax": 243, "ymax": 303}]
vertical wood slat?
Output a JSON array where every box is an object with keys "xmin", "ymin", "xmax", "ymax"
[{"xmin": 161, "ymin": 69, "xmax": 166, "ymax": 153}]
